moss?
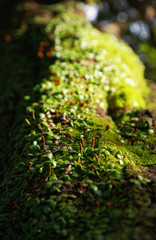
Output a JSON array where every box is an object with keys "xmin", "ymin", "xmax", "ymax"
[
  {"xmin": 46, "ymin": 12, "xmax": 148, "ymax": 114},
  {"xmin": 0, "ymin": 4, "xmax": 155, "ymax": 240}
]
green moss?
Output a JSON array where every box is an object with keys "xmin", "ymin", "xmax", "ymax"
[
  {"xmin": 45, "ymin": 12, "xmax": 148, "ymax": 115},
  {"xmin": 0, "ymin": 5, "xmax": 155, "ymax": 240}
]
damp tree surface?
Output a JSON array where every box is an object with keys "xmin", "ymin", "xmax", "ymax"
[{"xmin": 0, "ymin": 2, "xmax": 156, "ymax": 240}]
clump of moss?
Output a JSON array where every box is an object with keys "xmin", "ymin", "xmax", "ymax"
[
  {"xmin": 46, "ymin": 12, "xmax": 148, "ymax": 114},
  {"xmin": 0, "ymin": 6, "xmax": 155, "ymax": 240}
]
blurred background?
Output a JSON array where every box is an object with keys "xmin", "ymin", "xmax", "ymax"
[{"xmin": 0, "ymin": 0, "xmax": 155, "ymax": 81}]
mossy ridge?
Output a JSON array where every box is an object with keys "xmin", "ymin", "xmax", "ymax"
[
  {"xmin": 46, "ymin": 12, "xmax": 148, "ymax": 111},
  {"xmin": 0, "ymin": 9, "xmax": 156, "ymax": 240}
]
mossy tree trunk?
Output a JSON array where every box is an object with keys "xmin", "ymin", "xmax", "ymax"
[{"xmin": 0, "ymin": 2, "xmax": 156, "ymax": 240}]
